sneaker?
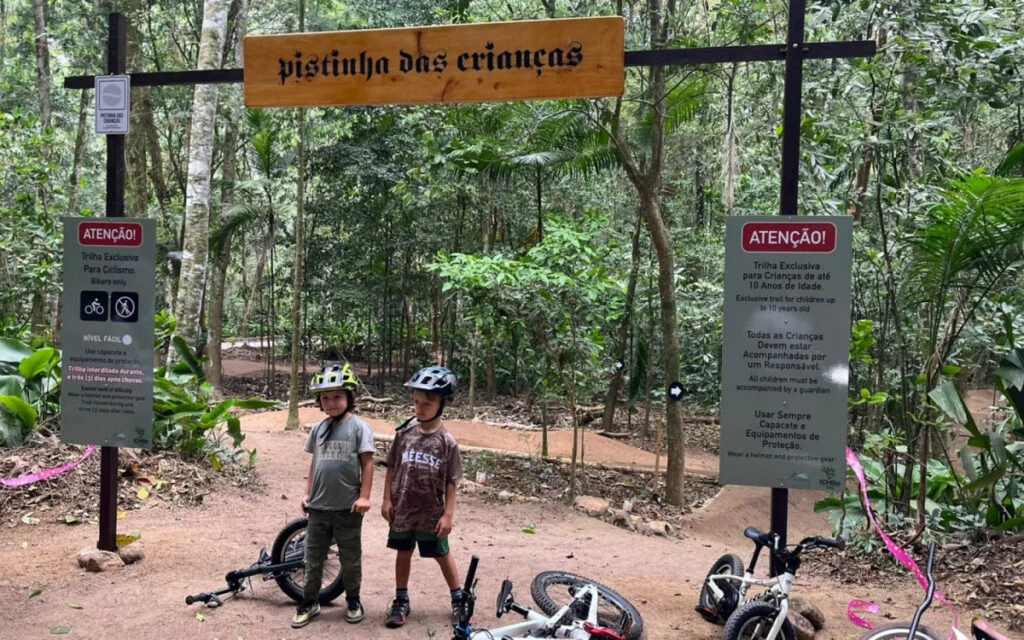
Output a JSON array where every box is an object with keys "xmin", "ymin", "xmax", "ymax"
[
  {"xmin": 385, "ymin": 598, "xmax": 410, "ymax": 628},
  {"xmin": 451, "ymin": 594, "xmax": 463, "ymax": 628},
  {"xmin": 291, "ymin": 601, "xmax": 320, "ymax": 628},
  {"xmin": 345, "ymin": 598, "xmax": 365, "ymax": 624}
]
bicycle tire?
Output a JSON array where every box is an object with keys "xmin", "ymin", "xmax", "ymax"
[
  {"xmin": 698, "ymin": 553, "xmax": 745, "ymax": 623},
  {"xmin": 530, "ymin": 570, "xmax": 644, "ymax": 640},
  {"xmin": 724, "ymin": 601, "xmax": 795, "ymax": 640},
  {"xmin": 270, "ymin": 518, "xmax": 345, "ymax": 604},
  {"xmin": 854, "ymin": 623, "xmax": 944, "ymax": 640}
]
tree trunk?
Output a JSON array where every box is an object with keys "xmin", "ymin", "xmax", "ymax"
[
  {"xmin": 605, "ymin": 0, "xmax": 685, "ymax": 506},
  {"xmin": 126, "ymin": 22, "xmax": 149, "ymax": 218},
  {"xmin": 32, "ymin": 0, "xmax": 50, "ymax": 158},
  {"xmin": 172, "ymin": 0, "xmax": 229, "ymax": 358},
  {"xmin": 68, "ymin": 91, "xmax": 90, "ymax": 215},
  {"xmin": 468, "ymin": 325, "xmax": 478, "ymax": 417},
  {"xmin": 848, "ymin": 28, "xmax": 887, "ymax": 221},
  {"xmin": 601, "ymin": 208, "xmax": 643, "ymax": 432},
  {"xmin": 239, "ymin": 234, "xmax": 269, "ymax": 341},
  {"xmin": 0, "ymin": 0, "xmax": 7, "ymax": 85},
  {"xmin": 207, "ymin": 0, "xmax": 246, "ymax": 394},
  {"xmin": 286, "ymin": 0, "xmax": 306, "ymax": 428},
  {"xmin": 641, "ymin": 187, "xmax": 686, "ymax": 505}
]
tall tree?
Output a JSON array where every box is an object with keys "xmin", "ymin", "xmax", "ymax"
[
  {"xmin": 29, "ymin": 0, "xmax": 52, "ymax": 335},
  {"xmin": 606, "ymin": 0, "xmax": 687, "ymax": 506},
  {"xmin": 172, "ymin": 0, "xmax": 229, "ymax": 357},
  {"xmin": 207, "ymin": 0, "xmax": 247, "ymax": 393},
  {"xmin": 286, "ymin": 0, "xmax": 307, "ymax": 429}
]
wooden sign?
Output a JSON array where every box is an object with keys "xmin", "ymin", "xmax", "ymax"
[{"xmin": 243, "ymin": 17, "xmax": 624, "ymax": 108}]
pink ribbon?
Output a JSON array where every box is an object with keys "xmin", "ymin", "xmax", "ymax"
[
  {"xmin": 1, "ymin": 445, "xmax": 97, "ymax": 488},
  {"xmin": 845, "ymin": 447, "xmax": 958, "ymax": 632},
  {"xmin": 847, "ymin": 600, "xmax": 880, "ymax": 629}
]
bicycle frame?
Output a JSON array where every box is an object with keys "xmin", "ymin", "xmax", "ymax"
[
  {"xmin": 466, "ymin": 582, "xmax": 607, "ymax": 639},
  {"xmin": 706, "ymin": 571, "xmax": 795, "ymax": 639}
]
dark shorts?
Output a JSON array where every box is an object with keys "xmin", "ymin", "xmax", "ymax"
[{"xmin": 387, "ymin": 529, "xmax": 450, "ymax": 558}]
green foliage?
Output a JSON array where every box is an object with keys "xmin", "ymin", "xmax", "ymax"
[
  {"xmin": 0, "ymin": 338, "xmax": 61, "ymax": 447},
  {"xmin": 152, "ymin": 338, "xmax": 276, "ymax": 467}
]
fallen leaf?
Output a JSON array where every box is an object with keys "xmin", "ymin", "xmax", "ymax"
[
  {"xmin": 116, "ymin": 511, "xmax": 126, "ymax": 520},
  {"xmin": 69, "ymin": 604, "xmax": 82, "ymax": 610},
  {"xmin": 63, "ymin": 515, "xmax": 78, "ymax": 525},
  {"xmin": 521, "ymin": 527, "xmax": 536, "ymax": 535},
  {"xmin": 428, "ymin": 628, "xmax": 437, "ymax": 638},
  {"xmin": 50, "ymin": 626, "xmax": 72, "ymax": 635},
  {"xmin": 21, "ymin": 541, "xmax": 28, "ymax": 549},
  {"xmin": 21, "ymin": 514, "xmax": 40, "ymax": 525},
  {"xmin": 29, "ymin": 587, "xmax": 44, "ymax": 599},
  {"xmin": 196, "ymin": 613, "xmax": 206, "ymax": 622},
  {"xmin": 137, "ymin": 487, "xmax": 149, "ymax": 500},
  {"xmin": 116, "ymin": 532, "xmax": 141, "ymax": 547}
]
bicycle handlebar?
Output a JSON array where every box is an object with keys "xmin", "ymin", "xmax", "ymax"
[{"xmin": 464, "ymin": 555, "xmax": 479, "ymax": 593}]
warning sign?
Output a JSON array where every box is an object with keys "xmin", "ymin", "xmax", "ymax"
[
  {"xmin": 95, "ymin": 75, "xmax": 130, "ymax": 135},
  {"xmin": 61, "ymin": 218, "xmax": 155, "ymax": 447},
  {"xmin": 719, "ymin": 216, "xmax": 853, "ymax": 490}
]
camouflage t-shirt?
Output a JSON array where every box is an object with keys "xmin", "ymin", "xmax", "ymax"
[{"xmin": 386, "ymin": 421, "xmax": 463, "ymax": 532}]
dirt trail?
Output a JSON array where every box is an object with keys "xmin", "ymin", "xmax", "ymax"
[
  {"xmin": 0, "ymin": 406, "xmax": 956, "ymax": 640},
  {"xmin": 0, "ymin": 363, "xmax": 975, "ymax": 639},
  {"xmin": 243, "ymin": 408, "xmax": 719, "ymax": 477}
]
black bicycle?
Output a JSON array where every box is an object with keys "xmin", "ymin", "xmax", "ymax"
[{"xmin": 185, "ymin": 517, "xmax": 345, "ymax": 607}]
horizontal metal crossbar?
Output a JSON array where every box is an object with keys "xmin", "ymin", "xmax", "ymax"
[{"xmin": 62, "ymin": 40, "xmax": 875, "ymax": 90}]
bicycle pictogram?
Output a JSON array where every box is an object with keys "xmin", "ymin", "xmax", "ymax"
[{"xmin": 79, "ymin": 291, "xmax": 109, "ymax": 322}]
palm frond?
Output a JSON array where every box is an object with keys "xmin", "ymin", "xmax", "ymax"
[
  {"xmin": 908, "ymin": 173, "xmax": 1024, "ymax": 311},
  {"xmin": 637, "ymin": 79, "xmax": 708, "ymax": 147},
  {"xmin": 209, "ymin": 203, "xmax": 267, "ymax": 257}
]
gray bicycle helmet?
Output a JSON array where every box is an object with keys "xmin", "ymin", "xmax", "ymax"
[{"xmin": 405, "ymin": 366, "xmax": 457, "ymax": 397}]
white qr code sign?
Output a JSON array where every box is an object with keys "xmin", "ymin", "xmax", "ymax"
[{"xmin": 95, "ymin": 75, "xmax": 130, "ymax": 135}]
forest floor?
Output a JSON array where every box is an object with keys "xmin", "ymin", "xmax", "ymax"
[{"xmin": 0, "ymin": 353, "xmax": 1020, "ymax": 639}]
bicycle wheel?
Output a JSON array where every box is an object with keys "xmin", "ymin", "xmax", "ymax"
[
  {"xmin": 724, "ymin": 601, "xmax": 795, "ymax": 640},
  {"xmin": 270, "ymin": 518, "xmax": 345, "ymax": 604},
  {"xmin": 697, "ymin": 553, "xmax": 745, "ymax": 623},
  {"xmin": 530, "ymin": 571, "xmax": 644, "ymax": 640},
  {"xmin": 855, "ymin": 623, "xmax": 944, "ymax": 640}
]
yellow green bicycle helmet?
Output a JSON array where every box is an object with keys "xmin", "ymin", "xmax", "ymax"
[{"xmin": 310, "ymin": 363, "xmax": 359, "ymax": 394}]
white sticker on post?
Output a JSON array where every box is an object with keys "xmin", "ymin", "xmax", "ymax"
[{"xmin": 95, "ymin": 75, "xmax": 130, "ymax": 135}]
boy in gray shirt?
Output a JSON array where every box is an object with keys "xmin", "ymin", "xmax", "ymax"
[{"xmin": 291, "ymin": 363, "xmax": 375, "ymax": 629}]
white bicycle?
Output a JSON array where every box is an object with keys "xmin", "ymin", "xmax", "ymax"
[
  {"xmin": 696, "ymin": 526, "xmax": 845, "ymax": 640},
  {"xmin": 452, "ymin": 555, "xmax": 644, "ymax": 640}
]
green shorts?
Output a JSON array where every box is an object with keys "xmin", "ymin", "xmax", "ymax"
[{"xmin": 387, "ymin": 529, "xmax": 450, "ymax": 558}]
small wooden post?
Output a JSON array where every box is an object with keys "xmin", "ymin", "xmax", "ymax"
[{"xmin": 653, "ymin": 420, "xmax": 663, "ymax": 493}]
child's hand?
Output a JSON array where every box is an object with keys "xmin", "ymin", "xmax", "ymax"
[
  {"xmin": 381, "ymin": 501, "xmax": 394, "ymax": 523},
  {"xmin": 351, "ymin": 497, "xmax": 371, "ymax": 514},
  {"xmin": 301, "ymin": 494, "xmax": 309, "ymax": 512},
  {"xmin": 435, "ymin": 513, "xmax": 453, "ymax": 537}
]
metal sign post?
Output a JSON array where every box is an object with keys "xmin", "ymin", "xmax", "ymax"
[{"xmin": 64, "ymin": 7, "xmax": 875, "ymax": 565}]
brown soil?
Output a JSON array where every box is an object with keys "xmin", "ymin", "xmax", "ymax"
[{"xmin": 0, "ymin": 362, "xmax": 1005, "ymax": 639}]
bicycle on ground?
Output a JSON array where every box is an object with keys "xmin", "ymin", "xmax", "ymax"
[
  {"xmin": 696, "ymin": 526, "xmax": 845, "ymax": 640},
  {"xmin": 451, "ymin": 554, "xmax": 644, "ymax": 640}
]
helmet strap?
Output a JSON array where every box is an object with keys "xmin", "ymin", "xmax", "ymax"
[{"xmin": 428, "ymin": 397, "xmax": 446, "ymax": 423}]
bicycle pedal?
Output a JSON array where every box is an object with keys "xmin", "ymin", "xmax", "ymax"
[{"xmin": 695, "ymin": 604, "xmax": 722, "ymax": 624}]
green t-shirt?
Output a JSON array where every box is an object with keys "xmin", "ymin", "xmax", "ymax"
[{"xmin": 304, "ymin": 414, "xmax": 375, "ymax": 511}]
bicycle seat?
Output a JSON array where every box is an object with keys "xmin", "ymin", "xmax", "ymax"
[
  {"xmin": 744, "ymin": 527, "xmax": 774, "ymax": 545},
  {"xmin": 972, "ymin": 619, "xmax": 1011, "ymax": 640}
]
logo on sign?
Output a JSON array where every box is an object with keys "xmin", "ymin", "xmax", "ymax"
[
  {"xmin": 78, "ymin": 222, "xmax": 143, "ymax": 247},
  {"xmin": 741, "ymin": 222, "xmax": 836, "ymax": 253}
]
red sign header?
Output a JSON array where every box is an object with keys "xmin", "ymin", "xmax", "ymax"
[
  {"xmin": 741, "ymin": 221, "xmax": 836, "ymax": 253},
  {"xmin": 78, "ymin": 222, "xmax": 143, "ymax": 247}
]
